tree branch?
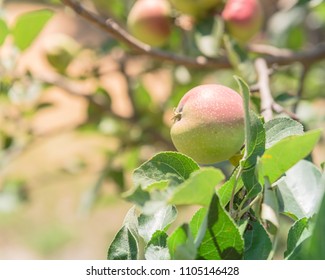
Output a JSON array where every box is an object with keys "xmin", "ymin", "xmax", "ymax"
[
  {"xmin": 255, "ymin": 58, "xmax": 299, "ymax": 121},
  {"xmin": 61, "ymin": 0, "xmax": 325, "ymax": 69},
  {"xmin": 255, "ymin": 58, "xmax": 273, "ymax": 122},
  {"xmin": 61, "ymin": 0, "xmax": 229, "ymax": 69}
]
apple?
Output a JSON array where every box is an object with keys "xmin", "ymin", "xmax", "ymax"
[
  {"xmin": 170, "ymin": 84, "xmax": 245, "ymax": 164},
  {"xmin": 168, "ymin": 0, "xmax": 223, "ymax": 18},
  {"xmin": 127, "ymin": 0, "xmax": 172, "ymax": 47},
  {"xmin": 222, "ymin": 0, "xmax": 263, "ymax": 43}
]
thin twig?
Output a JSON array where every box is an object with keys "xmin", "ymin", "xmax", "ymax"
[
  {"xmin": 255, "ymin": 58, "xmax": 273, "ymax": 122},
  {"xmin": 272, "ymin": 103, "xmax": 299, "ymax": 121},
  {"xmin": 61, "ymin": 0, "xmax": 325, "ymax": 69},
  {"xmin": 255, "ymin": 58, "xmax": 300, "ymax": 121},
  {"xmin": 292, "ymin": 64, "xmax": 310, "ymax": 113}
]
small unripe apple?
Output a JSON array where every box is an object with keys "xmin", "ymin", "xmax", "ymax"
[
  {"xmin": 127, "ymin": 0, "xmax": 172, "ymax": 47},
  {"xmin": 168, "ymin": 0, "xmax": 222, "ymax": 18},
  {"xmin": 222, "ymin": 0, "xmax": 263, "ymax": 43},
  {"xmin": 170, "ymin": 84, "xmax": 245, "ymax": 164}
]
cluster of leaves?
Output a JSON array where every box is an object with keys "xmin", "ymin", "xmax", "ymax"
[{"xmin": 108, "ymin": 78, "xmax": 324, "ymax": 260}]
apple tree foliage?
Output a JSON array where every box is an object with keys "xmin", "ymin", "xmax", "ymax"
[
  {"xmin": 0, "ymin": 0, "xmax": 324, "ymax": 259},
  {"xmin": 107, "ymin": 77, "xmax": 324, "ymax": 260}
]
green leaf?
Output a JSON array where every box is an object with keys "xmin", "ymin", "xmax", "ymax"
[
  {"xmin": 0, "ymin": 18, "xmax": 9, "ymax": 46},
  {"xmin": 122, "ymin": 185, "xmax": 150, "ymax": 207},
  {"xmin": 138, "ymin": 205, "xmax": 177, "ymax": 243},
  {"xmin": 261, "ymin": 177, "xmax": 279, "ymax": 235},
  {"xmin": 241, "ymin": 111, "xmax": 265, "ymax": 170},
  {"xmin": 244, "ymin": 221, "xmax": 272, "ymax": 260},
  {"xmin": 224, "ymin": 38, "xmax": 256, "ymax": 83},
  {"xmin": 241, "ymin": 111, "xmax": 265, "ymax": 198},
  {"xmin": 217, "ymin": 167, "xmax": 243, "ymax": 207},
  {"xmin": 107, "ymin": 225, "xmax": 138, "ymax": 260},
  {"xmin": 122, "ymin": 206, "xmax": 140, "ymax": 240},
  {"xmin": 133, "ymin": 83, "xmax": 152, "ymax": 113},
  {"xmin": 276, "ymin": 160, "xmax": 324, "ymax": 219},
  {"xmin": 169, "ymin": 168, "xmax": 224, "ymax": 206},
  {"xmin": 258, "ymin": 129, "xmax": 322, "ymax": 184},
  {"xmin": 107, "ymin": 206, "xmax": 140, "ymax": 260},
  {"xmin": 133, "ymin": 152, "xmax": 200, "ymax": 191},
  {"xmin": 12, "ymin": 9, "xmax": 54, "ymax": 51},
  {"xmin": 145, "ymin": 231, "xmax": 170, "ymax": 260},
  {"xmin": 265, "ymin": 117, "xmax": 304, "ymax": 149},
  {"xmin": 235, "ymin": 77, "xmax": 265, "ymax": 198},
  {"xmin": 197, "ymin": 194, "xmax": 244, "ymax": 259},
  {"xmin": 305, "ymin": 190, "xmax": 325, "ymax": 259},
  {"xmin": 167, "ymin": 224, "xmax": 196, "ymax": 260},
  {"xmin": 189, "ymin": 207, "xmax": 207, "ymax": 241},
  {"xmin": 194, "ymin": 16, "xmax": 223, "ymax": 57},
  {"xmin": 285, "ymin": 217, "xmax": 313, "ymax": 259}
]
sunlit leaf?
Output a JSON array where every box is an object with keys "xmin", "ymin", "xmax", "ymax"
[
  {"xmin": 261, "ymin": 178, "xmax": 279, "ymax": 235},
  {"xmin": 169, "ymin": 168, "xmax": 224, "ymax": 206},
  {"xmin": 107, "ymin": 225, "xmax": 138, "ymax": 260},
  {"xmin": 0, "ymin": 18, "xmax": 9, "ymax": 46},
  {"xmin": 138, "ymin": 205, "xmax": 177, "ymax": 243},
  {"xmin": 276, "ymin": 160, "xmax": 324, "ymax": 219},
  {"xmin": 107, "ymin": 206, "xmax": 140, "ymax": 260},
  {"xmin": 133, "ymin": 152, "xmax": 200, "ymax": 191},
  {"xmin": 189, "ymin": 207, "xmax": 207, "ymax": 241},
  {"xmin": 258, "ymin": 129, "xmax": 322, "ymax": 184},
  {"xmin": 265, "ymin": 117, "xmax": 304, "ymax": 149},
  {"xmin": 304, "ymin": 190, "xmax": 325, "ymax": 259},
  {"xmin": 12, "ymin": 9, "xmax": 54, "ymax": 51},
  {"xmin": 167, "ymin": 224, "xmax": 196, "ymax": 260},
  {"xmin": 145, "ymin": 231, "xmax": 170, "ymax": 260},
  {"xmin": 197, "ymin": 194, "xmax": 244, "ymax": 260},
  {"xmin": 235, "ymin": 77, "xmax": 265, "ymax": 198},
  {"xmin": 217, "ymin": 167, "xmax": 243, "ymax": 207},
  {"xmin": 285, "ymin": 217, "xmax": 313, "ymax": 259}
]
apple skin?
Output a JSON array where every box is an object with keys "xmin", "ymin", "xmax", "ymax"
[
  {"xmin": 222, "ymin": 0, "xmax": 263, "ymax": 43},
  {"xmin": 170, "ymin": 84, "xmax": 245, "ymax": 164},
  {"xmin": 168, "ymin": 0, "xmax": 222, "ymax": 18},
  {"xmin": 127, "ymin": 0, "xmax": 172, "ymax": 47}
]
